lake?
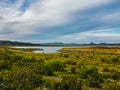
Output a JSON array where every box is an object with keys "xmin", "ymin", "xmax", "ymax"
[
  {"xmin": 13, "ymin": 46, "xmax": 93, "ymax": 53},
  {"xmin": 13, "ymin": 45, "xmax": 119, "ymax": 53}
]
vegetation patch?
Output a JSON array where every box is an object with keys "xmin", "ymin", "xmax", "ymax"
[{"xmin": 0, "ymin": 46, "xmax": 120, "ymax": 90}]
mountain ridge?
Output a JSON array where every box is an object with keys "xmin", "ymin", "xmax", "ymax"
[{"xmin": 0, "ymin": 40, "xmax": 120, "ymax": 46}]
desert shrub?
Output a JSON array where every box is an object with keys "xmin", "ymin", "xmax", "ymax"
[
  {"xmin": 110, "ymin": 71, "xmax": 120, "ymax": 80},
  {"xmin": 63, "ymin": 54, "xmax": 70, "ymax": 58},
  {"xmin": 44, "ymin": 65, "xmax": 54, "ymax": 76},
  {"xmin": 9, "ymin": 54, "xmax": 25, "ymax": 62},
  {"xmin": 43, "ymin": 60, "xmax": 65, "ymax": 76},
  {"xmin": 109, "ymin": 56, "xmax": 119, "ymax": 63},
  {"xmin": 102, "ymin": 81, "xmax": 120, "ymax": 90},
  {"xmin": 105, "ymin": 56, "xmax": 120, "ymax": 63},
  {"xmin": 71, "ymin": 66, "xmax": 76, "ymax": 74},
  {"xmin": 57, "ymin": 75, "xmax": 82, "ymax": 90},
  {"xmin": 0, "ymin": 60, "xmax": 11, "ymax": 69},
  {"xmin": 45, "ymin": 60, "xmax": 65, "ymax": 72},
  {"xmin": 77, "ymin": 66, "xmax": 104, "ymax": 88},
  {"xmin": 103, "ymin": 67, "xmax": 109, "ymax": 72},
  {"xmin": 0, "ymin": 66, "xmax": 43, "ymax": 90},
  {"xmin": 64, "ymin": 59, "xmax": 77, "ymax": 65}
]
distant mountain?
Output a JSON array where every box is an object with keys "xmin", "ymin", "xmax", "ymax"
[
  {"xmin": 0, "ymin": 40, "xmax": 78, "ymax": 46},
  {"xmin": 0, "ymin": 40, "xmax": 120, "ymax": 46},
  {"xmin": 0, "ymin": 40, "xmax": 40, "ymax": 46},
  {"xmin": 0, "ymin": 40, "xmax": 66, "ymax": 46}
]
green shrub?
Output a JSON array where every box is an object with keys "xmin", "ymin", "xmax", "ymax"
[
  {"xmin": 77, "ymin": 66, "xmax": 103, "ymax": 88},
  {"xmin": 57, "ymin": 75, "xmax": 82, "ymax": 90},
  {"xmin": 0, "ymin": 66, "xmax": 43, "ymax": 90},
  {"xmin": 102, "ymin": 81, "xmax": 120, "ymax": 90},
  {"xmin": 63, "ymin": 54, "xmax": 70, "ymax": 58},
  {"xmin": 45, "ymin": 60, "xmax": 65, "ymax": 72}
]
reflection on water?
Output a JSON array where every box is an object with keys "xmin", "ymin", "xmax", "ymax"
[
  {"xmin": 13, "ymin": 46, "xmax": 83, "ymax": 53},
  {"xmin": 13, "ymin": 45, "xmax": 116, "ymax": 53}
]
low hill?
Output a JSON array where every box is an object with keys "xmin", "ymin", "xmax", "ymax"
[{"xmin": 0, "ymin": 40, "xmax": 40, "ymax": 46}]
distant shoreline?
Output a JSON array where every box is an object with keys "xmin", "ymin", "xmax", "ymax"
[{"xmin": 0, "ymin": 40, "xmax": 120, "ymax": 46}]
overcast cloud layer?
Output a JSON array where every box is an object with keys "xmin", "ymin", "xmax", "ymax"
[{"xmin": 0, "ymin": 0, "xmax": 120, "ymax": 43}]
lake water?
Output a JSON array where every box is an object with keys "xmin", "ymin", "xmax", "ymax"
[
  {"xmin": 13, "ymin": 45, "xmax": 119, "ymax": 53},
  {"xmin": 13, "ymin": 46, "xmax": 93, "ymax": 53}
]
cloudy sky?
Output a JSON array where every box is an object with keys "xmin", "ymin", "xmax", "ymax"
[{"xmin": 0, "ymin": 0, "xmax": 120, "ymax": 43}]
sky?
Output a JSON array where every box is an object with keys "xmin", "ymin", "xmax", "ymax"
[{"xmin": 0, "ymin": 0, "xmax": 120, "ymax": 43}]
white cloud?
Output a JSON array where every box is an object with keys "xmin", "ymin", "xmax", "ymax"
[
  {"xmin": 14, "ymin": 0, "xmax": 114, "ymax": 26},
  {"xmin": 59, "ymin": 28, "xmax": 120, "ymax": 43},
  {"xmin": 0, "ymin": 0, "xmax": 118, "ymax": 41},
  {"xmin": 0, "ymin": 0, "xmax": 24, "ymax": 18},
  {"xmin": 101, "ymin": 11, "xmax": 120, "ymax": 24}
]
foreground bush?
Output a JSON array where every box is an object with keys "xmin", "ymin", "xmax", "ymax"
[
  {"xmin": 0, "ymin": 47, "xmax": 120, "ymax": 90},
  {"xmin": 77, "ymin": 66, "xmax": 104, "ymax": 88},
  {"xmin": 56, "ymin": 75, "xmax": 82, "ymax": 90},
  {"xmin": 45, "ymin": 60, "xmax": 65, "ymax": 72}
]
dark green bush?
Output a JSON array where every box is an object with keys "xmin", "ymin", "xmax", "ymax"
[
  {"xmin": 0, "ymin": 66, "xmax": 43, "ymax": 90},
  {"xmin": 45, "ymin": 60, "xmax": 65, "ymax": 72},
  {"xmin": 102, "ymin": 81, "xmax": 120, "ymax": 90},
  {"xmin": 57, "ymin": 75, "xmax": 82, "ymax": 90},
  {"xmin": 63, "ymin": 54, "xmax": 70, "ymax": 58},
  {"xmin": 77, "ymin": 66, "xmax": 104, "ymax": 88}
]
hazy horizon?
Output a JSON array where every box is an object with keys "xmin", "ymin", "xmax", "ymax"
[{"xmin": 0, "ymin": 0, "xmax": 120, "ymax": 43}]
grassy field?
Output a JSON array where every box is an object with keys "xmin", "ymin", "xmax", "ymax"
[{"xmin": 0, "ymin": 46, "xmax": 120, "ymax": 90}]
